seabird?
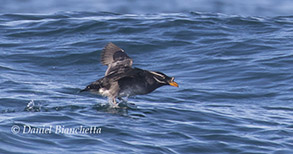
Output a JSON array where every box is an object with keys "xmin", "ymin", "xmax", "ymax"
[{"xmin": 81, "ymin": 42, "xmax": 178, "ymax": 107}]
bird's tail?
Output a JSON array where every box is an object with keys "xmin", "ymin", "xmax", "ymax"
[{"xmin": 79, "ymin": 88, "xmax": 88, "ymax": 93}]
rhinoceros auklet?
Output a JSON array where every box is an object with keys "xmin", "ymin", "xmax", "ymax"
[{"xmin": 81, "ymin": 42, "xmax": 178, "ymax": 107}]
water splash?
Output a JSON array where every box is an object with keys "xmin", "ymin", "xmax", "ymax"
[{"xmin": 25, "ymin": 100, "xmax": 41, "ymax": 112}]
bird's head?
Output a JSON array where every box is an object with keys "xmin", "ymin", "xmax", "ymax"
[{"xmin": 149, "ymin": 71, "xmax": 179, "ymax": 87}]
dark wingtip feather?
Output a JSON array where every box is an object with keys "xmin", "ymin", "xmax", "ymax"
[
  {"xmin": 79, "ymin": 88, "xmax": 89, "ymax": 93},
  {"xmin": 101, "ymin": 42, "xmax": 122, "ymax": 65}
]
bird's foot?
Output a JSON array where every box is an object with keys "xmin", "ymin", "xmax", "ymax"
[
  {"xmin": 111, "ymin": 103, "xmax": 120, "ymax": 108},
  {"xmin": 108, "ymin": 98, "xmax": 120, "ymax": 108}
]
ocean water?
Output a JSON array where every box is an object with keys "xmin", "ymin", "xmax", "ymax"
[
  {"xmin": 0, "ymin": 11, "xmax": 293, "ymax": 154},
  {"xmin": 2, "ymin": 0, "xmax": 293, "ymax": 17}
]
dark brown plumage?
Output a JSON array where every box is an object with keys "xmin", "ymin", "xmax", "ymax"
[{"xmin": 81, "ymin": 42, "xmax": 178, "ymax": 107}]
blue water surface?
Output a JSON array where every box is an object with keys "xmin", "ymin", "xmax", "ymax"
[{"xmin": 0, "ymin": 11, "xmax": 293, "ymax": 154}]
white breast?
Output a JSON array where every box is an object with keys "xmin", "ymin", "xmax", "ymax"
[{"xmin": 99, "ymin": 88, "xmax": 111, "ymax": 97}]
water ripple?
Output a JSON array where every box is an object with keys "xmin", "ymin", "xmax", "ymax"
[{"xmin": 0, "ymin": 11, "xmax": 293, "ymax": 153}]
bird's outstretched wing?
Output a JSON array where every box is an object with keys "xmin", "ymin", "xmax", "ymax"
[{"xmin": 101, "ymin": 42, "xmax": 133, "ymax": 76}]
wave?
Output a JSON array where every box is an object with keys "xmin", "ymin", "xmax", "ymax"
[{"xmin": 0, "ymin": 11, "xmax": 293, "ymax": 153}]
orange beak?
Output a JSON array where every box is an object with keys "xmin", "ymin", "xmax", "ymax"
[{"xmin": 169, "ymin": 81, "xmax": 179, "ymax": 87}]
